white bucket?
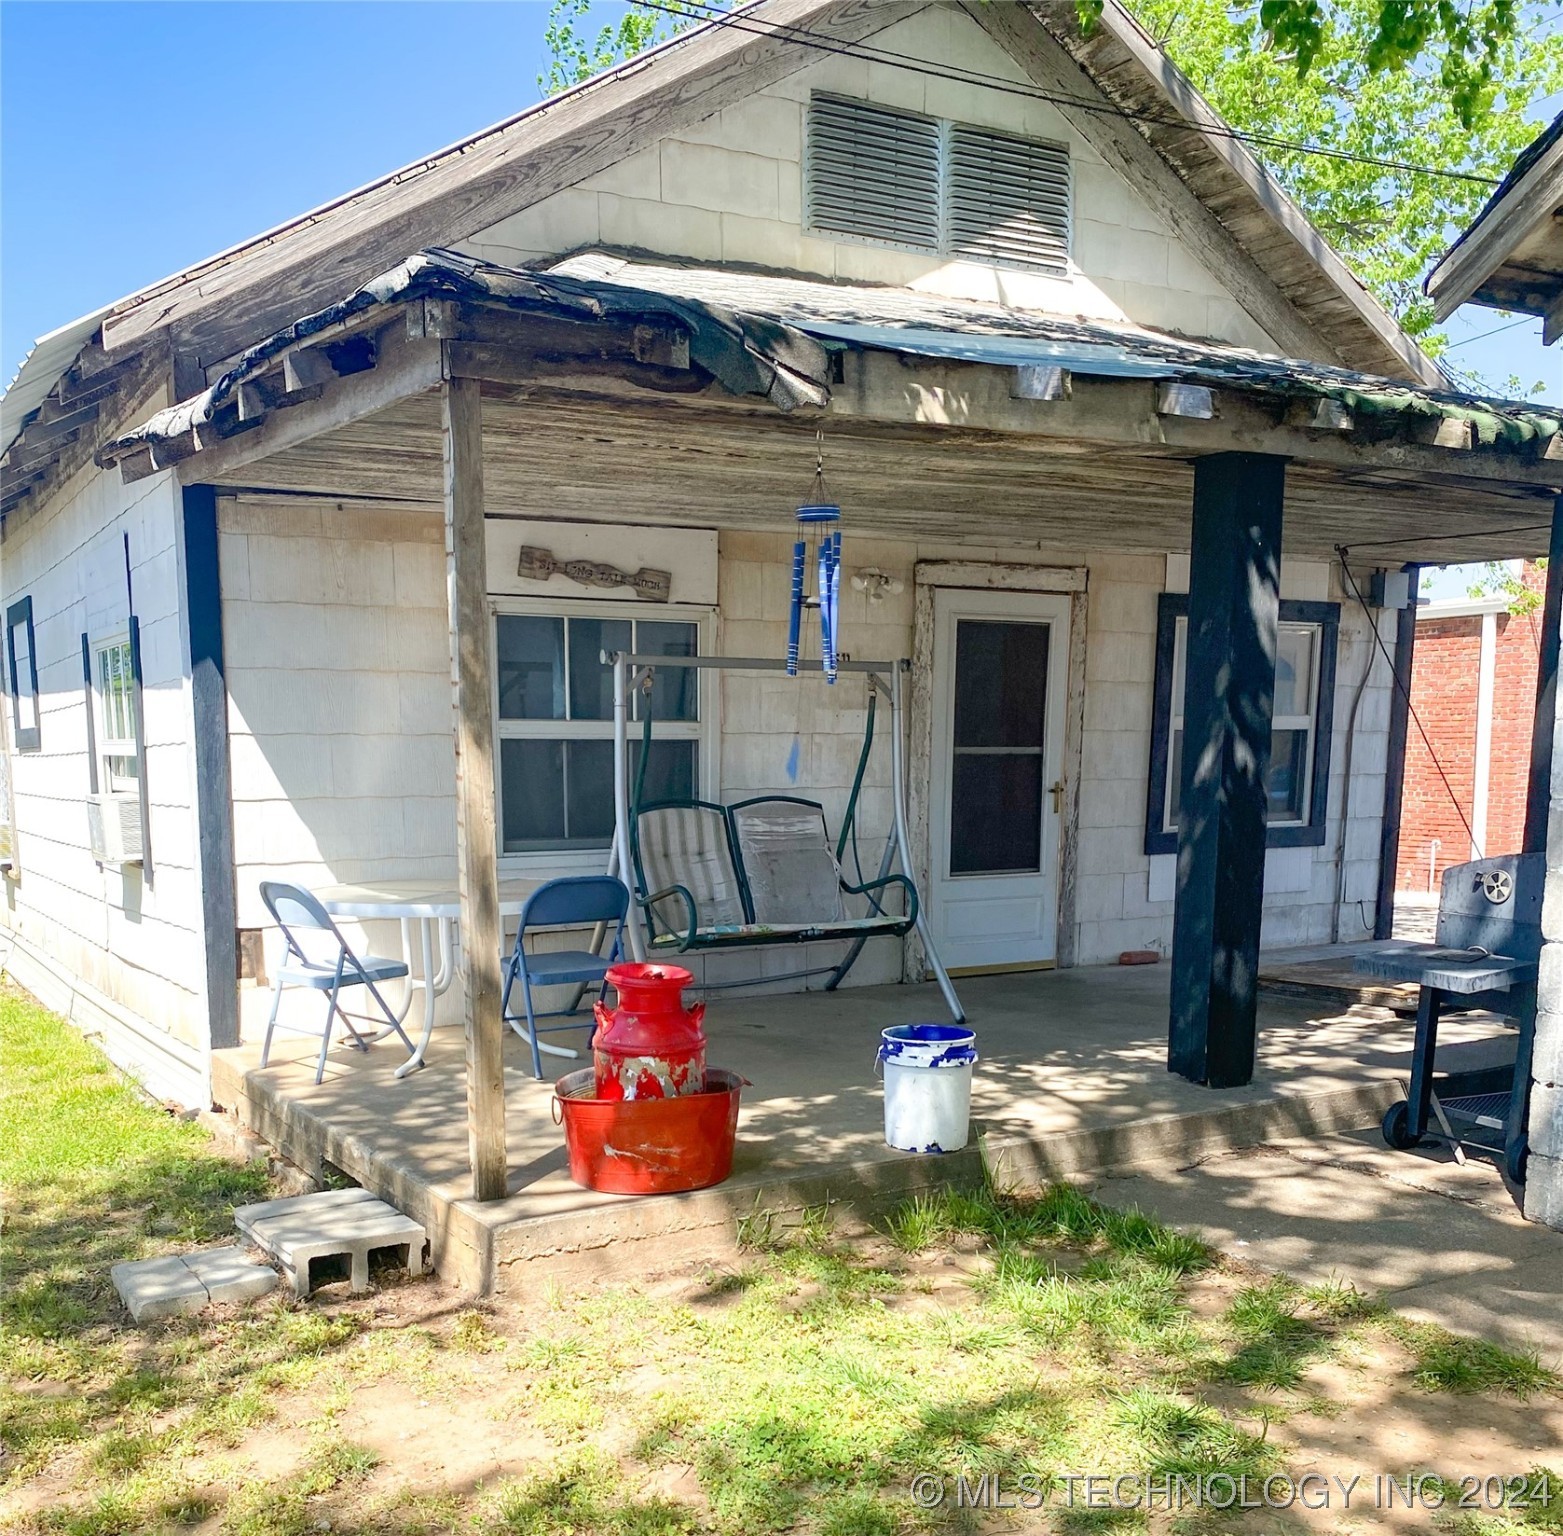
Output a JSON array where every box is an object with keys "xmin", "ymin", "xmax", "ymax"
[{"xmin": 877, "ymin": 1024, "xmax": 978, "ymax": 1153}]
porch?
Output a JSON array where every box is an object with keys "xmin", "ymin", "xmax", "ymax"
[
  {"xmin": 210, "ymin": 955, "xmax": 1520, "ymax": 1293},
  {"xmin": 88, "ymin": 246, "xmax": 1563, "ymax": 1223}
]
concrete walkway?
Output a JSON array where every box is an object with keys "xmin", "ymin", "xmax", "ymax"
[{"xmin": 1087, "ymin": 1130, "xmax": 1563, "ymax": 1369}]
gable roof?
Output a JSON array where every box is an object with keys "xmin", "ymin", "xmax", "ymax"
[
  {"xmin": 1425, "ymin": 111, "xmax": 1563, "ymax": 329},
  {"xmin": 4, "ymin": 0, "xmax": 1443, "ymax": 463}
]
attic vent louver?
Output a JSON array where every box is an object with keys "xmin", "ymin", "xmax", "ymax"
[
  {"xmin": 949, "ymin": 125, "xmax": 1071, "ymax": 275},
  {"xmin": 806, "ymin": 95, "xmax": 941, "ymax": 251},
  {"xmin": 806, "ymin": 94, "xmax": 1073, "ymax": 275}
]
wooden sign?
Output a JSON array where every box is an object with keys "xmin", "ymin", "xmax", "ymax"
[{"xmin": 517, "ymin": 545, "xmax": 672, "ymax": 602}]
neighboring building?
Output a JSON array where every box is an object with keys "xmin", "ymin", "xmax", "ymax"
[
  {"xmin": 2, "ymin": 0, "xmax": 1560, "ymax": 1120},
  {"xmin": 1426, "ymin": 112, "xmax": 1563, "ymax": 339},
  {"xmin": 1397, "ymin": 568, "xmax": 1546, "ymax": 896}
]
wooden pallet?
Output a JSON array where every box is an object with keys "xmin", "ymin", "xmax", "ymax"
[{"xmin": 1257, "ymin": 958, "xmax": 1419, "ymax": 1013}]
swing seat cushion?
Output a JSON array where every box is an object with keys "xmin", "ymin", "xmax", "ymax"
[
  {"xmin": 731, "ymin": 799, "xmax": 847, "ymax": 925},
  {"xmin": 635, "ymin": 803, "xmax": 748, "ymax": 930},
  {"xmin": 631, "ymin": 795, "xmax": 917, "ymax": 951}
]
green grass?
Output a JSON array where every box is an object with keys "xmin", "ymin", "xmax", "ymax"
[
  {"xmin": 0, "ymin": 983, "xmax": 278, "ymax": 1473},
  {"xmin": 1385, "ymin": 1318, "xmax": 1556, "ymax": 1398},
  {"xmin": 1, "ymin": 983, "xmax": 270, "ymax": 1343},
  {"xmin": 0, "ymin": 985, "xmax": 379, "ymax": 1528},
  {"xmin": 5, "ymin": 985, "xmax": 1561, "ymax": 1536}
]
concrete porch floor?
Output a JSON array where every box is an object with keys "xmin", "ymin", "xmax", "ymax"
[{"xmin": 211, "ymin": 957, "xmax": 1520, "ymax": 1293}]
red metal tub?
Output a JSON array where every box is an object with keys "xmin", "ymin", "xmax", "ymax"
[{"xmin": 553, "ymin": 1067, "xmax": 745, "ymax": 1194}]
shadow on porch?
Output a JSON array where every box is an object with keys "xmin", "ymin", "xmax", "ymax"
[{"xmin": 211, "ymin": 956, "xmax": 1519, "ymax": 1294}]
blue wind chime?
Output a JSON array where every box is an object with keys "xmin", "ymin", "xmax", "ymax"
[{"xmin": 786, "ymin": 430, "xmax": 842, "ymax": 685}]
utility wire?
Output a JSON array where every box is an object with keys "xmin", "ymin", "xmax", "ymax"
[
  {"xmin": 1441, "ymin": 315, "xmax": 1544, "ymax": 350},
  {"xmin": 632, "ymin": 0, "xmax": 1502, "ymax": 187},
  {"xmin": 1336, "ymin": 547, "xmax": 1477, "ymax": 846},
  {"xmin": 1341, "ymin": 520, "xmax": 1555, "ymax": 554}
]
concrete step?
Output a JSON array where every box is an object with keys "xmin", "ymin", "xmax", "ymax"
[
  {"xmin": 112, "ymin": 1245, "xmax": 278, "ymax": 1324},
  {"xmin": 482, "ymin": 1079, "xmax": 1408, "ymax": 1285},
  {"xmin": 234, "ymin": 1188, "xmax": 427, "ymax": 1296}
]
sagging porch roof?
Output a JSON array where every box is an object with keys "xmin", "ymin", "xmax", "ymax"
[{"xmin": 95, "ymin": 248, "xmax": 1563, "ymax": 566}]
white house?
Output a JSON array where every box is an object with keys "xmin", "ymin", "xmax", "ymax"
[{"xmin": 3, "ymin": 0, "xmax": 1559, "ymax": 1182}]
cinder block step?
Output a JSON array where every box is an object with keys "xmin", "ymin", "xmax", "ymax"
[
  {"xmin": 112, "ymin": 1246, "xmax": 278, "ymax": 1324},
  {"xmin": 235, "ymin": 1188, "xmax": 427, "ymax": 1297}
]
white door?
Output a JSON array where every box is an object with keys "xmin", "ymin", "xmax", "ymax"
[{"xmin": 928, "ymin": 588, "xmax": 1069, "ymax": 973}]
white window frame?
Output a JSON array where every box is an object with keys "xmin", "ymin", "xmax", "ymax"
[
  {"xmin": 92, "ymin": 632, "xmax": 140, "ymax": 797},
  {"xmin": 490, "ymin": 597, "xmax": 718, "ymax": 877},
  {"xmin": 1162, "ymin": 615, "xmax": 1323, "ymax": 837}
]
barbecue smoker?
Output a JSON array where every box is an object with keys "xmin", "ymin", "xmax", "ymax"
[{"xmin": 1355, "ymin": 852, "xmax": 1540, "ymax": 1184}]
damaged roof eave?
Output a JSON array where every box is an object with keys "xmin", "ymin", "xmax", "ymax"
[
  {"xmin": 95, "ymin": 249, "xmax": 1563, "ymax": 493},
  {"xmin": 1427, "ymin": 113, "xmax": 1563, "ymax": 322}
]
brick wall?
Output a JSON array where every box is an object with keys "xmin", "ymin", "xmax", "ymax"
[
  {"xmin": 1397, "ymin": 567, "xmax": 1544, "ymax": 892},
  {"xmin": 1490, "ymin": 598, "xmax": 1544, "ymax": 855}
]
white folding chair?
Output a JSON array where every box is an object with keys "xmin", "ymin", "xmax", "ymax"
[{"xmin": 259, "ymin": 881, "xmax": 417, "ymax": 1083}]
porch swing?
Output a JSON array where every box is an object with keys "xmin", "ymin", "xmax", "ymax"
[{"xmin": 599, "ymin": 649, "xmax": 965, "ymax": 1024}]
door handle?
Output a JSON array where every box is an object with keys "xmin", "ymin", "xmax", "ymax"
[{"xmin": 1049, "ymin": 780, "xmax": 1065, "ymax": 814}]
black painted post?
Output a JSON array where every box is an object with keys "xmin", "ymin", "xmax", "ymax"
[
  {"xmin": 1169, "ymin": 452, "xmax": 1286, "ymax": 1088},
  {"xmin": 1524, "ymin": 493, "xmax": 1563, "ymax": 854},
  {"xmin": 181, "ymin": 484, "xmax": 240, "ymax": 1052}
]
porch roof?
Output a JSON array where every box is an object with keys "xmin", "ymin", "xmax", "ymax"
[
  {"xmin": 554, "ymin": 253, "xmax": 1561, "ymax": 447},
  {"xmin": 93, "ymin": 248, "xmax": 1563, "ymax": 565},
  {"xmin": 101, "ymin": 247, "xmax": 1563, "ymax": 463}
]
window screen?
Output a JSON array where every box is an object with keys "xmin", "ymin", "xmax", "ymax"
[{"xmin": 494, "ymin": 611, "xmax": 702, "ymax": 854}]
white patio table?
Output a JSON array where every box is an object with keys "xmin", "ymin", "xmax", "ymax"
[{"xmin": 317, "ymin": 878, "xmax": 543, "ymax": 1078}]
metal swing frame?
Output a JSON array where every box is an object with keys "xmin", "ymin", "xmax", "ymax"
[{"xmin": 600, "ymin": 650, "xmax": 964, "ymax": 1022}]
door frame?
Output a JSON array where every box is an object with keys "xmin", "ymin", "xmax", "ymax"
[{"xmin": 907, "ymin": 562, "xmax": 1088, "ymax": 980}]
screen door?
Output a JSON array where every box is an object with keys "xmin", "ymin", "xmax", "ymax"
[{"xmin": 928, "ymin": 588, "xmax": 1069, "ymax": 972}]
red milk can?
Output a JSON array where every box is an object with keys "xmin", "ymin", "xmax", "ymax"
[{"xmin": 592, "ymin": 962, "xmax": 706, "ymax": 1101}]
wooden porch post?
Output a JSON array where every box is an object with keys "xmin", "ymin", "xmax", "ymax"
[
  {"xmin": 1524, "ymin": 493, "xmax": 1563, "ymax": 854},
  {"xmin": 442, "ymin": 372, "xmax": 507, "ymax": 1201},
  {"xmin": 1169, "ymin": 452, "xmax": 1286, "ymax": 1088}
]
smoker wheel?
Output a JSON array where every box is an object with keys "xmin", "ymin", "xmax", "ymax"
[{"xmin": 1381, "ymin": 1100, "xmax": 1420, "ymax": 1151}]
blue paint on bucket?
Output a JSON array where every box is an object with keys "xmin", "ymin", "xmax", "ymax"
[
  {"xmin": 876, "ymin": 1023, "xmax": 978, "ymax": 1070},
  {"xmin": 877, "ymin": 1025, "xmax": 978, "ymax": 1155}
]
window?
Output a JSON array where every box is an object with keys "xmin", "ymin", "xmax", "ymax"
[
  {"xmin": 5, "ymin": 597, "xmax": 39, "ymax": 753},
  {"xmin": 493, "ymin": 604, "xmax": 708, "ymax": 858},
  {"xmin": 94, "ymin": 636, "xmax": 139, "ymax": 794},
  {"xmin": 806, "ymin": 94, "xmax": 1071, "ymax": 274},
  {"xmin": 1145, "ymin": 594, "xmax": 1339, "ymax": 855}
]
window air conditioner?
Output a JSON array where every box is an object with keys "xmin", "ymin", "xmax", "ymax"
[{"xmin": 87, "ymin": 794, "xmax": 144, "ymax": 865}]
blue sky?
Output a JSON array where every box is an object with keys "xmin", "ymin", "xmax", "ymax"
[
  {"xmin": 3, "ymin": 0, "xmax": 1559, "ymax": 426},
  {"xmin": 1, "ymin": 1, "xmax": 587, "ymax": 376}
]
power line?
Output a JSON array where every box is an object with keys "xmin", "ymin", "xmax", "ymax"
[
  {"xmin": 1441, "ymin": 314, "xmax": 1543, "ymax": 350},
  {"xmin": 1340, "ymin": 521, "xmax": 1555, "ymax": 553},
  {"xmin": 631, "ymin": 0, "xmax": 1502, "ymax": 188}
]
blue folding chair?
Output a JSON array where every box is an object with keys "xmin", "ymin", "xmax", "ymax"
[
  {"xmin": 259, "ymin": 881, "xmax": 417, "ymax": 1084},
  {"xmin": 501, "ymin": 875, "xmax": 629, "ymax": 1080}
]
